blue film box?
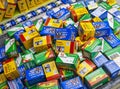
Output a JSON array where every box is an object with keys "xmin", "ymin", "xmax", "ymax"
[
  {"xmin": 26, "ymin": 66, "xmax": 45, "ymax": 85},
  {"xmin": 61, "ymin": 76, "xmax": 84, "ymax": 89},
  {"xmin": 16, "ymin": 15, "xmax": 26, "ymax": 24},
  {"xmin": 93, "ymin": 52, "xmax": 108, "ymax": 67},
  {"xmin": 14, "ymin": 30, "xmax": 24, "ymax": 41},
  {"xmin": 22, "ymin": 20, "xmax": 34, "ymax": 29},
  {"xmin": 93, "ymin": 21, "xmax": 111, "ymax": 38},
  {"xmin": 52, "ymin": 8, "xmax": 70, "ymax": 20},
  {"xmin": 103, "ymin": 60, "xmax": 120, "ymax": 79},
  {"xmin": 0, "ymin": 46, "xmax": 7, "ymax": 62},
  {"xmin": 8, "ymin": 78, "xmax": 24, "ymax": 89},
  {"xmin": 40, "ymin": 26, "xmax": 56, "ymax": 36},
  {"xmin": 0, "ymin": 62, "xmax": 3, "ymax": 73},
  {"xmin": 18, "ymin": 65, "xmax": 26, "ymax": 80},
  {"xmin": 26, "ymin": 11, "xmax": 37, "ymax": 19},
  {"xmin": 103, "ymin": 32, "xmax": 120, "ymax": 48},
  {"xmin": 46, "ymin": 2, "xmax": 56, "ymax": 10},
  {"xmin": 36, "ymin": 6, "xmax": 47, "ymax": 15}
]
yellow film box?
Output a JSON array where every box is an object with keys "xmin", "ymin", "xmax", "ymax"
[
  {"xmin": 3, "ymin": 58, "xmax": 20, "ymax": 80},
  {"xmin": 26, "ymin": 0, "xmax": 36, "ymax": 9},
  {"xmin": 17, "ymin": 0, "xmax": 28, "ymax": 13},
  {"xmin": 33, "ymin": 35, "xmax": 52, "ymax": 52},
  {"xmin": 93, "ymin": 17, "xmax": 102, "ymax": 22},
  {"xmin": 0, "ymin": 73, "xmax": 7, "ymax": 84},
  {"xmin": 42, "ymin": 61, "xmax": 60, "ymax": 81},
  {"xmin": 20, "ymin": 29, "xmax": 40, "ymax": 49},
  {"xmin": 0, "ymin": 1, "xmax": 6, "ymax": 22},
  {"xmin": 5, "ymin": 0, "xmax": 16, "ymax": 18}
]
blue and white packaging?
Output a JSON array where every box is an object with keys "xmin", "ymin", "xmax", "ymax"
[
  {"xmin": 14, "ymin": 30, "xmax": 24, "ymax": 42},
  {"xmin": 40, "ymin": 26, "xmax": 56, "ymax": 36},
  {"xmin": 55, "ymin": 0, "xmax": 63, "ymax": 6},
  {"xmin": 92, "ymin": 21, "xmax": 111, "ymax": 38},
  {"xmin": 16, "ymin": 15, "xmax": 26, "ymax": 24},
  {"xmin": 93, "ymin": 52, "xmax": 108, "ymax": 67},
  {"xmin": 26, "ymin": 11, "xmax": 37, "ymax": 19},
  {"xmin": 91, "ymin": 6, "xmax": 107, "ymax": 20},
  {"xmin": 0, "ymin": 46, "xmax": 7, "ymax": 62},
  {"xmin": 22, "ymin": 20, "xmax": 34, "ymax": 29},
  {"xmin": 0, "ymin": 24, "xmax": 5, "ymax": 31},
  {"xmin": 8, "ymin": 78, "xmax": 24, "ymax": 89},
  {"xmin": 46, "ymin": 10, "xmax": 55, "ymax": 17},
  {"xmin": 109, "ymin": 7, "xmax": 120, "ymax": 19},
  {"xmin": 103, "ymin": 60, "xmax": 120, "ymax": 79},
  {"xmin": 61, "ymin": 0, "xmax": 76, "ymax": 4},
  {"xmin": 0, "ymin": 63, "xmax": 3, "ymax": 73},
  {"xmin": 36, "ymin": 6, "xmax": 47, "ymax": 15},
  {"xmin": 5, "ymin": 20, "xmax": 16, "ymax": 29},
  {"xmin": 18, "ymin": 65, "xmax": 26, "ymax": 80},
  {"xmin": 46, "ymin": 2, "xmax": 56, "ymax": 10},
  {"xmin": 103, "ymin": 32, "xmax": 120, "ymax": 48},
  {"xmin": 52, "ymin": 8, "xmax": 70, "ymax": 20},
  {"xmin": 26, "ymin": 66, "xmax": 45, "ymax": 85},
  {"xmin": 61, "ymin": 76, "xmax": 84, "ymax": 89}
]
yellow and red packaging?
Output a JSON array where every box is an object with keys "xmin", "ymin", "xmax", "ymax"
[
  {"xmin": 25, "ymin": 25, "xmax": 38, "ymax": 32},
  {"xmin": 20, "ymin": 29, "xmax": 40, "ymax": 49},
  {"xmin": 5, "ymin": 0, "xmax": 16, "ymax": 18},
  {"xmin": 0, "ymin": 1, "xmax": 6, "ymax": 22},
  {"xmin": 33, "ymin": 35, "xmax": 52, "ymax": 52},
  {"xmin": 44, "ymin": 18, "xmax": 63, "ymax": 28},
  {"xmin": 17, "ymin": 0, "xmax": 28, "ymax": 13},
  {"xmin": 3, "ymin": 58, "xmax": 20, "ymax": 80},
  {"xmin": 77, "ymin": 59, "xmax": 96, "ymax": 81},
  {"xmin": 42, "ymin": 61, "xmax": 60, "ymax": 81},
  {"xmin": 78, "ymin": 21, "xmax": 95, "ymax": 41},
  {"xmin": 25, "ymin": 0, "xmax": 36, "ymax": 9},
  {"xmin": 56, "ymin": 40, "xmax": 76, "ymax": 54},
  {"xmin": 107, "ymin": 0, "xmax": 116, "ymax": 6},
  {"xmin": 70, "ymin": 7, "xmax": 88, "ymax": 22},
  {"xmin": 92, "ymin": 17, "xmax": 102, "ymax": 22}
]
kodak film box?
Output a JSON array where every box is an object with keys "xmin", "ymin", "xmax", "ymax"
[
  {"xmin": 92, "ymin": 17, "xmax": 102, "ymax": 22},
  {"xmin": 17, "ymin": 0, "xmax": 28, "ymax": 13},
  {"xmin": 42, "ymin": 61, "xmax": 60, "ymax": 81},
  {"xmin": 78, "ymin": 21, "xmax": 95, "ymax": 41},
  {"xmin": 34, "ymin": 48, "xmax": 55, "ymax": 65},
  {"xmin": 56, "ymin": 40, "xmax": 76, "ymax": 54},
  {"xmin": 37, "ymin": 80, "xmax": 59, "ymax": 89},
  {"xmin": 20, "ymin": 29, "xmax": 40, "ymax": 49},
  {"xmin": 5, "ymin": 0, "xmax": 16, "ymax": 18},
  {"xmin": 77, "ymin": 59, "xmax": 96, "ymax": 81},
  {"xmin": 33, "ymin": 35, "xmax": 52, "ymax": 52},
  {"xmin": 3, "ymin": 58, "xmax": 20, "ymax": 80},
  {"xmin": 0, "ymin": 1, "xmax": 6, "ymax": 22},
  {"xmin": 56, "ymin": 52, "xmax": 80, "ymax": 70},
  {"xmin": 85, "ymin": 68, "xmax": 109, "ymax": 89},
  {"xmin": 25, "ymin": 0, "xmax": 36, "ymax": 9}
]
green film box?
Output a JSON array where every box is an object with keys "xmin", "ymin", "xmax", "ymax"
[
  {"xmin": 34, "ymin": 48, "xmax": 56, "ymax": 65},
  {"xmin": 56, "ymin": 52, "xmax": 80, "ymax": 70},
  {"xmin": 85, "ymin": 68, "xmax": 109, "ymax": 89},
  {"xmin": 99, "ymin": 2, "xmax": 112, "ymax": 10},
  {"xmin": 5, "ymin": 38, "xmax": 18, "ymax": 57}
]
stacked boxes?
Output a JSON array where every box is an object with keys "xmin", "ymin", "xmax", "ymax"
[{"xmin": 0, "ymin": 1, "xmax": 6, "ymax": 22}]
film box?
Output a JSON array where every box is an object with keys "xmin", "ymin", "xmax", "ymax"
[
  {"xmin": 3, "ymin": 58, "xmax": 20, "ymax": 80},
  {"xmin": 44, "ymin": 18, "xmax": 63, "ymax": 28},
  {"xmin": 78, "ymin": 21, "xmax": 95, "ymax": 41},
  {"xmin": 61, "ymin": 76, "xmax": 84, "ymax": 89},
  {"xmin": 20, "ymin": 29, "xmax": 40, "ymax": 49},
  {"xmin": 33, "ymin": 35, "xmax": 52, "ymax": 52},
  {"xmin": 103, "ymin": 60, "xmax": 120, "ymax": 79},
  {"xmin": 0, "ymin": 73, "xmax": 7, "ymax": 84},
  {"xmin": 0, "ymin": 81, "xmax": 8, "ymax": 89},
  {"xmin": 37, "ymin": 80, "xmax": 59, "ymax": 89},
  {"xmin": 5, "ymin": 38, "xmax": 18, "ymax": 58},
  {"xmin": 63, "ymin": 18, "xmax": 75, "ymax": 27},
  {"xmin": 77, "ymin": 59, "xmax": 96, "ymax": 81},
  {"xmin": 99, "ymin": 2, "xmax": 112, "ymax": 10},
  {"xmin": 56, "ymin": 40, "xmax": 76, "ymax": 54},
  {"xmin": 85, "ymin": 68, "xmax": 109, "ymax": 89},
  {"xmin": 56, "ymin": 52, "xmax": 80, "ymax": 70},
  {"xmin": 92, "ymin": 17, "xmax": 102, "ymax": 22},
  {"xmin": 0, "ymin": 1, "xmax": 6, "ymax": 22},
  {"xmin": 59, "ymin": 68, "xmax": 74, "ymax": 80},
  {"xmin": 34, "ymin": 48, "xmax": 55, "ymax": 65},
  {"xmin": 75, "ymin": 51, "xmax": 86, "ymax": 61},
  {"xmin": 79, "ymin": 14, "xmax": 92, "ymax": 21},
  {"xmin": 5, "ymin": 0, "xmax": 16, "ymax": 18},
  {"xmin": 26, "ymin": 66, "xmax": 45, "ymax": 85},
  {"xmin": 18, "ymin": 65, "xmax": 26, "ymax": 80},
  {"xmin": 17, "ymin": 0, "xmax": 28, "ymax": 13},
  {"xmin": 25, "ymin": 0, "xmax": 36, "ymax": 9},
  {"xmin": 0, "ymin": 46, "xmax": 7, "ymax": 62},
  {"xmin": 42, "ymin": 61, "xmax": 60, "ymax": 81},
  {"xmin": 107, "ymin": 0, "xmax": 116, "ymax": 6}
]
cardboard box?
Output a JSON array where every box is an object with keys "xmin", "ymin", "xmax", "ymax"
[
  {"xmin": 25, "ymin": 0, "xmax": 36, "ymax": 9},
  {"xmin": 3, "ymin": 58, "xmax": 20, "ymax": 80},
  {"xmin": 92, "ymin": 17, "xmax": 102, "ymax": 22},
  {"xmin": 33, "ymin": 35, "xmax": 52, "ymax": 52},
  {"xmin": 34, "ymin": 48, "xmax": 55, "ymax": 65},
  {"xmin": 79, "ymin": 14, "xmax": 92, "ymax": 21},
  {"xmin": 0, "ymin": 46, "xmax": 7, "ymax": 62},
  {"xmin": 75, "ymin": 51, "xmax": 86, "ymax": 61},
  {"xmin": 107, "ymin": 0, "xmax": 117, "ymax": 6},
  {"xmin": 63, "ymin": 18, "xmax": 75, "ymax": 27},
  {"xmin": 85, "ymin": 68, "xmax": 109, "ymax": 89},
  {"xmin": 44, "ymin": 18, "xmax": 63, "ymax": 28},
  {"xmin": 5, "ymin": 0, "xmax": 16, "ymax": 18},
  {"xmin": 26, "ymin": 66, "xmax": 45, "ymax": 85},
  {"xmin": 56, "ymin": 52, "xmax": 80, "ymax": 70},
  {"xmin": 17, "ymin": 0, "xmax": 28, "ymax": 13},
  {"xmin": 59, "ymin": 68, "xmax": 74, "ymax": 80},
  {"xmin": 22, "ymin": 20, "xmax": 34, "ymax": 29},
  {"xmin": 42, "ymin": 61, "xmax": 60, "ymax": 81},
  {"xmin": 78, "ymin": 21, "xmax": 95, "ymax": 41},
  {"xmin": 0, "ymin": 1, "xmax": 6, "ymax": 22},
  {"xmin": 20, "ymin": 29, "xmax": 40, "ymax": 49},
  {"xmin": 77, "ymin": 59, "xmax": 96, "ymax": 80},
  {"xmin": 61, "ymin": 76, "xmax": 84, "ymax": 89},
  {"xmin": 5, "ymin": 38, "xmax": 18, "ymax": 57},
  {"xmin": 34, "ymin": 0, "xmax": 43, "ymax": 6},
  {"xmin": 103, "ymin": 60, "xmax": 120, "ymax": 79},
  {"xmin": 0, "ymin": 81, "xmax": 9, "ymax": 89},
  {"xmin": 99, "ymin": 2, "xmax": 112, "ymax": 10},
  {"xmin": 37, "ymin": 80, "xmax": 59, "ymax": 89},
  {"xmin": 56, "ymin": 40, "xmax": 76, "ymax": 54},
  {"xmin": 0, "ymin": 73, "xmax": 7, "ymax": 84},
  {"xmin": 18, "ymin": 65, "xmax": 26, "ymax": 80}
]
